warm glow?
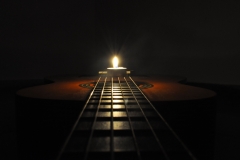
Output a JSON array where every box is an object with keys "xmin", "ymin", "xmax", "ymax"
[{"xmin": 113, "ymin": 56, "xmax": 118, "ymax": 68}]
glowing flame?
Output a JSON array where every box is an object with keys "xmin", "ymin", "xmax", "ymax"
[{"xmin": 113, "ymin": 56, "xmax": 118, "ymax": 68}]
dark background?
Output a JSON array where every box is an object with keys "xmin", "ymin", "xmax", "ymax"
[
  {"xmin": 1, "ymin": 1, "xmax": 240, "ymax": 160},
  {"xmin": 1, "ymin": 1, "xmax": 240, "ymax": 84}
]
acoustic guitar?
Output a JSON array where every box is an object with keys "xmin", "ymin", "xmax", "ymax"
[{"xmin": 16, "ymin": 75, "xmax": 216, "ymax": 160}]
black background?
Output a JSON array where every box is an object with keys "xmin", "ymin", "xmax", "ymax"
[
  {"xmin": 1, "ymin": 1, "xmax": 240, "ymax": 159},
  {"xmin": 1, "ymin": 0, "xmax": 240, "ymax": 84}
]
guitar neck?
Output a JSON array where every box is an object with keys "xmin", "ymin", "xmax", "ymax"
[{"xmin": 56, "ymin": 76, "xmax": 196, "ymax": 160}]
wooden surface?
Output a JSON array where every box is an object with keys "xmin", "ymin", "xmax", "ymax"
[{"xmin": 16, "ymin": 75, "xmax": 216, "ymax": 102}]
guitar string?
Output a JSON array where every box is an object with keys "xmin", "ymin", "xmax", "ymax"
[
  {"xmin": 129, "ymin": 76, "xmax": 197, "ymax": 160},
  {"xmin": 83, "ymin": 76, "xmax": 108, "ymax": 160},
  {"xmin": 110, "ymin": 77, "xmax": 114, "ymax": 160},
  {"xmin": 118, "ymin": 77, "xmax": 142, "ymax": 160},
  {"xmin": 124, "ymin": 77, "xmax": 170, "ymax": 160},
  {"xmin": 56, "ymin": 76, "xmax": 102, "ymax": 160}
]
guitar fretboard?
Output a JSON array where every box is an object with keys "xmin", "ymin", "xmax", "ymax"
[{"xmin": 57, "ymin": 76, "xmax": 196, "ymax": 160}]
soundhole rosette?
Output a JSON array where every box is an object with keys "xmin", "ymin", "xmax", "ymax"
[{"xmin": 80, "ymin": 82, "xmax": 153, "ymax": 89}]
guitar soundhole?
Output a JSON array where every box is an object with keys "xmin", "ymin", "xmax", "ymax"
[
  {"xmin": 80, "ymin": 82, "xmax": 153, "ymax": 89},
  {"xmin": 80, "ymin": 82, "xmax": 96, "ymax": 89}
]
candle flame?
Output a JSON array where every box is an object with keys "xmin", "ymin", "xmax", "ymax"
[{"xmin": 113, "ymin": 56, "xmax": 118, "ymax": 68}]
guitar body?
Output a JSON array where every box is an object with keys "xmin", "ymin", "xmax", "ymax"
[
  {"xmin": 16, "ymin": 76, "xmax": 216, "ymax": 160},
  {"xmin": 17, "ymin": 75, "xmax": 215, "ymax": 102}
]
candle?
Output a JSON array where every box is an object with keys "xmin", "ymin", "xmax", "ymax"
[
  {"xmin": 113, "ymin": 56, "xmax": 118, "ymax": 68},
  {"xmin": 107, "ymin": 56, "xmax": 127, "ymax": 76},
  {"xmin": 99, "ymin": 56, "xmax": 131, "ymax": 76}
]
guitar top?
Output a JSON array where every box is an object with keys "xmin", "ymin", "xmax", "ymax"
[
  {"xmin": 16, "ymin": 75, "xmax": 216, "ymax": 102},
  {"xmin": 16, "ymin": 75, "xmax": 216, "ymax": 160}
]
